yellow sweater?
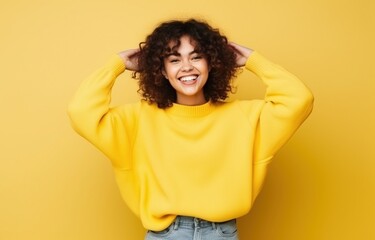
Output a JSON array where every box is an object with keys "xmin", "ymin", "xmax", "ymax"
[{"xmin": 68, "ymin": 52, "xmax": 313, "ymax": 231}]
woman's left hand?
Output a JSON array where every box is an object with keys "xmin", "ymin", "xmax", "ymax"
[{"xmin": 229, "ymin": 42, "xmax": 254, "ymax": 67}]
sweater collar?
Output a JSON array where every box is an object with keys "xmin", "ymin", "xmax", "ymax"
[{"xmin": 165, "ymin": 101, "xmax": 215, "ymax": 118}]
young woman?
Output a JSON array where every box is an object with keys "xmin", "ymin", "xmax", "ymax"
[{"xmin": 68, "ymin": 19, "xmax": 314, "ymax": 240}]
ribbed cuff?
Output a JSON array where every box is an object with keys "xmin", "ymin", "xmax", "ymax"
[
  {"xmin": 245, "ymin": 51, "xmax": 277, "ymax": 78},
  {"xmin": 105, "ymin": 54, "xmax": 126, "ymax": 76}
]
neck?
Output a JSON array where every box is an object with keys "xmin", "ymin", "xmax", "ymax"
[{"xmin": 176, "ymin": 94, "xmax": 207, "ymax": 106}]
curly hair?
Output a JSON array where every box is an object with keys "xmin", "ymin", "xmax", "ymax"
[{"xmin": 133, "ymin": 19, "xmax": 238, "ymax": 108}]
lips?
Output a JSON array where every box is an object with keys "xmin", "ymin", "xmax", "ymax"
[{"xmin": 178, "ymin": 75, "xmax": 198, "ymax": 83}]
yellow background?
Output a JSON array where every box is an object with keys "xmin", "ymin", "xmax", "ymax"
[{"xmin": 1, "ymin": 0, "xmax": 374, "ymax": 239}]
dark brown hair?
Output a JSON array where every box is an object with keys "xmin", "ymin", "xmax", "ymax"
[{"xmin": 133, "ymin": 19, "xmax": 238, "ymax": 108}]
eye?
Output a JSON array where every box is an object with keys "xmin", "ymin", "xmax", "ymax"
[
  {"xmin": 170, "ymin": 59, "xmax": 180, "ymax": 63},
  {"xmin": 191, "ymin": 54, "xmax": 203, "ymax": 61},
  {"xmin": 166, "ymin": 57, "xmax": 180, "ymax": 64}
]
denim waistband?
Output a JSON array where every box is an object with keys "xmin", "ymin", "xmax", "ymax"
[{"xmin": 172, "ymin": 216, "xmax": 235, "ymax": 230}]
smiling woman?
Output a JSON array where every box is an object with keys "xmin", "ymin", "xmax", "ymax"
[
  {"xmin": 132, "ymin": 19, "xmax": 239, "ymax": 109},
  {"xmin": 68, "ymin": 18, "xmax": 313, "ymax": 240}
]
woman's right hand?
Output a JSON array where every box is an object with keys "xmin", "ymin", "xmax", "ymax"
[{"xmin": 118, "ymin": 49, "xmax": 140, "ymax": 71}]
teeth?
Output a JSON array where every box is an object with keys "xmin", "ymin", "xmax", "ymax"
[{"xmin": 180, "ymin": 76, "xmax": 197, "ymax": 82}]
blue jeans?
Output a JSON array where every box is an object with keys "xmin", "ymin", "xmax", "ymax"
[{"xmin": 145, "ymin": 216, "xmax": 239, "ymax": 240}]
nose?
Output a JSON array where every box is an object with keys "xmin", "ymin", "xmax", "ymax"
[{"xmin": 181, "ymin": 60, "xmax": 193, "ymax": 72}]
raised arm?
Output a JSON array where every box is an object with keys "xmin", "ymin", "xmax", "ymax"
[
  {"xmin": 67, "ymin": 49, "xmax": 140, "ymax": 168},
  {"xmin": 230, "ymin": 43, "xmax": 314, "ymax": 199},
  {"xmin": 230, "ymin": 42, "xmax": 314, "ymax": 160},
  {"xmin": 244, "ymin": 50, "xmax": 314, "ymax": 162}
]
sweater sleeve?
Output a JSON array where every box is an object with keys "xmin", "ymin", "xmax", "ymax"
[
  {"xmin": 244, "ymin": 52, "xmax": 314, "ymax": 199},
  {"xmin": 246, "ymin": 53, "xmax": 313, "ymax": 158},
  {"xmin": 67, "ymin": 55, "xmax": 138, "ymax": 169}
]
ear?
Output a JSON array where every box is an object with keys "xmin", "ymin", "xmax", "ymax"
[{"xmin": 162, "ymin": 69, "xmax": 168, "ymax": 79}]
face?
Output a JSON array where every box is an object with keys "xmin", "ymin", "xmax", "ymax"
[{"xmin": 162, "ymin": 35, "xmax": 210, "ymax": 106}]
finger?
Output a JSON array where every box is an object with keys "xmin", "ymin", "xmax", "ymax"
[
  {"xmin": 128, "ymin": 48, "xmax": 140, "ymax": 57},
  {"xmin": 228, "ymin": 42, "xmax": 243, "ymax": 56}
]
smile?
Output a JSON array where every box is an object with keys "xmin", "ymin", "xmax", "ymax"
[{"xmin": 179, "ymin": 75, "xmax": 198, "ymax": 82}]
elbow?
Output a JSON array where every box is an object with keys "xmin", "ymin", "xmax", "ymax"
[
  {"xmin": 67, "ymin": 101, "xmax": 79, "ymax": 121},
  {"xmin": 280, "ymin": 88, "xmax": 314, "ymax": 120},
  {"xmin": 302, "ymin": 88, "xmax": 314, "ymax": 113},
  {"xmin": 66, "ymin": 103, "xmax": 90, "ymax": 139},
  {"xmin": 294, "ymin": 88, "xmax": 314, "ymax": 120},
  {"xmin": 67, "ymin": 100, "xmax": 84, "ymax": 131}
]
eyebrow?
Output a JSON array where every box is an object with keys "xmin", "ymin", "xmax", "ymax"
[{"xmin": 165, "ymin": 50, "xmax": 201, "ymax": 57}]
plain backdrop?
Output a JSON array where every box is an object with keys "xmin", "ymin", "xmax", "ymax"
[{"xmin": 0, "ymin": 0, "xmax": 374, "ymax": 239}]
